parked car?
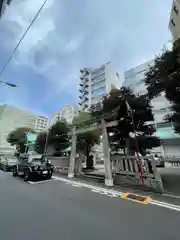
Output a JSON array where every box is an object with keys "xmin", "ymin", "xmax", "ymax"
[
  {"xmin": 12, "ymin": 154, "xmax": 53, "ymax": 181},
  {"xmin": 1, "ymin": 156, "xmax": 18, "ymax": 171},
  {"xmin": 0, "ymin": 155, "xmax": 4, "ymax": 169}
]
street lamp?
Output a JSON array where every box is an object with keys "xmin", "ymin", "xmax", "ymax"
[{"xmin": 0, "ymin": 80, "xmax": 18, "ymax": 87}]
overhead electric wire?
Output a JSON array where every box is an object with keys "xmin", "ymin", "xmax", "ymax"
[{"xmin": 0, "ymin": 0, "xmax": 48, "ymax": 79}]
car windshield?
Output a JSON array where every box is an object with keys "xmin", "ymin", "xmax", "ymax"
[
  {"xmin": 29, "ymin": 158, "xmax": 44, "ymax": 164},
  {"xmin": 6, "ymin": 157, "xmax": 17, "ymax": 163}
]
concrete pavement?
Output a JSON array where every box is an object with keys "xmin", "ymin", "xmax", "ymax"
[{"xmin": 0, "ymin": 171, "xmax": 180, "ymax": 240}]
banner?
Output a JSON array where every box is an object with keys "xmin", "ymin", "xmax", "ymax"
[{"xmin": 26, "ymin": 132, "xmax": 38, "ymax": 152}]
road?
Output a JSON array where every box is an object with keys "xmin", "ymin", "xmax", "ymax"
[{"xmin": 0, "ymin": 171, "xmax": 180, "ymax": 240}]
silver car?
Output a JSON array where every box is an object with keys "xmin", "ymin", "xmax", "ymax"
[{"xmin": 1, "ymin": 156, "xmax": 18, "ymax": 172}]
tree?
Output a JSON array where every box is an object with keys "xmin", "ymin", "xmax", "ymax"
[
  {"xmin": 72, "ymin": 111, "xmax": 91, "ymax": 124},
  {"xmin": 48, "ymin": 120, "xmax": 70, "ymax": 155},
  {"xmin": 7, "ymin": 127, "xmax": 34, "ymax": 153},
  {"xmin": 35, "ymin": 132, "xmax": 47, "ymax": 154},
  {"xmin": 92, "ymin": 88, "xmax": 160, "ymax": 155},
  {"xmin": 72, "ymin": 111, "xmax": 100, "ymax": 169},
  {"xmin": 144, "ymin": 39, "xmax": 180, "ymax": 134}
]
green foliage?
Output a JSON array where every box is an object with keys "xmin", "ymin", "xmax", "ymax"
[
  {"xmin": 73, "ymin": 111, "xmax": 100, "ymax": 168},
  {"xmin": 72, "ymin": 111, "xmax": 91, "ymax": 125},
  {"xmin": 145, "ymin": 38, "xmax": 180, "ymax": 134},
  {"xmin": 35, "ymin": 120, "xmax": 70, "ymax": 155},
  {"xmin": 49, "ymin": 121, "xmax": 70, "ymax": 152},
  {"xmin": 35, "ymin": 132, "xmax": 47, "ymax": 154},
  {"xmin": 7, "ymin": 127, "xmax": 34, "ymax": 153},
  {"xmin": 92, "ymin": 87, "xmax": 160, "ymax": 155}
]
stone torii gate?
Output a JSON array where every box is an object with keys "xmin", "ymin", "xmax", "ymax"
[{"xmin": 68, "ymin": 119, "xmax": 118, "ymax": 186}]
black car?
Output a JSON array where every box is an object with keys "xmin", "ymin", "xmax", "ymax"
[{"xmin": 12, "ymin": 154, "xmax": 53, "ymax": 181}]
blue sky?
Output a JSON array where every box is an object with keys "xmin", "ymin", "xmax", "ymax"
[{"xmin": 0, "ymin": 0, "xmax": 172, "ymax": 117}]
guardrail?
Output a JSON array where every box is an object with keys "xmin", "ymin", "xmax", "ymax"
[{"xmin": 159, "ymin": 157, "xmax": 180, "ymax": 167}]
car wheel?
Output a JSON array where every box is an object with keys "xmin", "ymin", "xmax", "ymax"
[
  {"xmin": 4, "ymin": 167, "xmax": 8, "ymax": 172},
  {"xmin": 47, "ymin": 171, "xmax": 52, "ymax": 179},
  {"xmin": 24, "ymin": 170, "xmax": 30, "ymax": 181},
  {"xmin": 12, "ymin": 167, "xmax": 18, "ymax": 177}
]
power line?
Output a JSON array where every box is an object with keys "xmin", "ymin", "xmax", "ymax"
[{"xmin": 0, "ymin": 0, "xmax": 48, "ymax": 79}]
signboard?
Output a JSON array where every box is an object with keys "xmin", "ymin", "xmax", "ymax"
[
  {"xmin": 156, "ymin": 126, "xmax": 180, "ymax": 139},
  {"xmin": 26, "ymin": 132, "xmax": 38, "ymax": 152}
]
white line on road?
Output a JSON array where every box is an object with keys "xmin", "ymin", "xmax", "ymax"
[
  {"xmin": 52, "ymin": 176, "xmax": 180, "ymax": 212},
  {"xmin": 71, "ymin": 184, "xmax": 82, "ymax": 187},
  {"xmin": 28, "ymin": 179, "xmax": 57, "ymax": 185},
  {"xmin": 150, "ymin": 200, "xmax": 180, "ymax": 212}
]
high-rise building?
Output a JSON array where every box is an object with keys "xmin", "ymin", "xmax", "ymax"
[
  {"xmin": 123, "ymin": 60, "xmax": 180, "ymax": 156},
  {"xmin": 0, "ymin": 104, "xmax": 35, "ymax": 154},
  {"xmin": 79, "ymin": 62, "xmax": 121, "ymax": 110},
  {"xmin": 169, "ymin": 0, "xmax": 180, "ymax": 41},
  {"xmin": 51, "ymin": 104, "xmax": 79, "ymax": 125},
  {"xmin": 0, "ymin": 0, "xmax": 12, "ymax": 18},
  {"xmin": 0, "ymin": 104, "xmax": 48, "ymax": 154},
  {"xmin": 34, "ymin": 116, "xmax": 49, "ymax": 133},
  {"xmin": 123, "ymin": 60, "xmax": 170, "ymax": 123}
]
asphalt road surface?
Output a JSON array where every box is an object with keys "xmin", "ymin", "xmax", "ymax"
[{"xmin": 0, "ymin": 171, "xmax": 180, "ymax": 240}]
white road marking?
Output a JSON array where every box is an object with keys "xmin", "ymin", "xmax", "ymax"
[
  {"xmin": 52, "ymin": 176, "xmax": 180, "ymax": 212},
  {"xmin": 150, "ymin": 200, "xmax": 180, "ymax": 212},
  {"xmin": 28, "ymin": 179, "xmax": 57, "ymax": 185},
  {"xmin": 163, "ymin": 193, "xmax": 180, "ymax": 200},
  {"xmin": 71, "ymin": 184, "xmax": 82, "ymax": 187},
  {"xmin": 92, "ymin": 189, "xmax": 100, "ymax": 193}
]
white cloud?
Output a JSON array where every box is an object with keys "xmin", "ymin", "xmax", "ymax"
[
  {"xmin": 64, "ymin": 35, "xmax": 85, "ymax": 53},
  {"xmin": 0, "ymin": 0, "xmax": 172, "ymax": 114}
]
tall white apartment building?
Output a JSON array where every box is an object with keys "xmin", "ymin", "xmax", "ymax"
[
  {"xmin": 0, "ymin": 104, "xmax": 49, "ymax": 154},
  {"xmin": 79, "ymin": 62, "xmax": 122, "ymax": 110},
  {"xmin": 34, "ymin": 116, "xmax": 49, "ymax": 132},
  {"xmin": 169, "ymin": 0, "xmax": 180, "ymax": 41},
  {"xmin": 51, "ymin": 104, "xmax": 79, "ymax": 125}
]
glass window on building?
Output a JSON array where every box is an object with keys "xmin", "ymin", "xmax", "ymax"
[
  {"xmin": 92, "ymin": 87, "xmax": 106, "ymax": 96},
  {"xmin": 156, "ymin": 124, "xmax": 180, "ymax": 139},
  {"xmin": 91, "ymin": 67, "xmax": 105, "ymax": 78},
  {"xmin": 91, "ymin": 80, "xmax": 105, "ymax": 90}
]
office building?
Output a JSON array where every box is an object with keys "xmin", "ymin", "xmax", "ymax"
[
  {"xmin": 0, "ymin": 0, "xmax": 12, "ymax": 18},
  {"xmin": 123, "ymin": 60, "xmax": 180, "ymax": 156},
  {"xmin": 0, "ymin": 104, "xmax": 49, "ymax": 154},
  {"xmin": 123, "ymin": 60, "xmax": 170, "ymax": 123},
  {"xmin": 169, "ymin": 0, "xmax": 180, "ymax": 41},
  {"xmin": 51, "ymin": 104, "xmax": 79, "ymax": 125},
  {"xmin": 34, "ymin": 116, "xmax": 49, "ymax": 133},
  {"xmin": 0, "ymin": 104, "xmax": 35, "ymax": 154},
  {"xmin": 79, "ymin": 62, "xmax": 121, "ymax": 110}
]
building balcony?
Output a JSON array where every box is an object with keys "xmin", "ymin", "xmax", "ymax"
[
  {"xmin": 79, "ymin": 96, "xmax": 89, "ymax": 103},
  {"xmin": 79, "ymin": 82, "xmax": 88, "ymax": 88},
  {"xmin": 82, "ymin": 90, "xmax": 88, "ymax": 95},
  {"xmin": 80, "ymin": 68, "xmax": 89, "ymax": 74},
  {"xmin": 83, "ymin": 104, "xmax": 89, "ymax": 110}
]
